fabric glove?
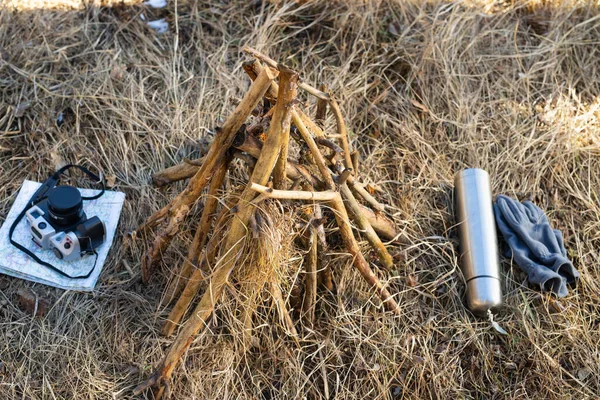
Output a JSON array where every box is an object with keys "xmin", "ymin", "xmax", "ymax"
[{"xmin": 494, "ymin": 195, "xmax": 578, "ymax": 297}]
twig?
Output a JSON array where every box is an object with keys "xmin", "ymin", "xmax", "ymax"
[
  {"xmin": 340, "ymin": 184, "xmax": 394, "ymax": 270},
  {"xmin": 292, "ymin": 112, "xmax": 336, "ymax": 189},
  {"xmin": 315, "ymin": 137, "xmax": 344, "ymax": 155},
  {"xmin": 328, "ymin": 93, "xmax": 354, "ymax": 170},
  {"xmin": 298, "ymin": 108, "xmax": 325, "ymax": 138}
]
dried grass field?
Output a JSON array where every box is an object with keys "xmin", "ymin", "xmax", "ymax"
[{"xmin": 1, "ymin": 0, "xmax": 600, "ymax": 399}]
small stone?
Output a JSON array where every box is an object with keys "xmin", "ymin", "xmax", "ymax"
[{"xmin": 17, "ymin": 288, "xmax": 50, "ymax": 317}]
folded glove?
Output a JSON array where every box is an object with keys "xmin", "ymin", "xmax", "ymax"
[{"xmin": 494, "ymin": 195, "xmax": 579, "ymax": 297}]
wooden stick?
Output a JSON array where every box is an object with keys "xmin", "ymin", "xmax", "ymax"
[
  {"xmin": 162, "ymin": 155, "xmax": 231, "ymax": 304},
  {"xmin": 358, "ymin": 204, "xmax": 398, "ymax": 241},
  {"xmin": 302, "ymin": 222, "xmax": 318, "ymax": 326},
  {"xmin": 315, "ymin": 137, "xmax": 343, "ymax": 155},
  {"xmin": 315, "ymin": 83, "xmax": 328, "ymax": 127},
  {"xmin": 328, "ymin": 94, "xmax": 354, "ymax": 170},
  {"xmin": 292, "ymin": 113, "xmax": 336, "ymax": 189},
  {"xmin": 242, "ymin": 47, "xmax": 330, "ymax": 100},
  {"xmin": 138, "ymin": 67, "xmax": 299, "ymax": 397},
  {"xmin": 273, "ymin": 92, "xmax": 294, "ymax": 188},
  {"xmin": 161, "ymin": 199, "xmax": 233, "ymax": 337},
  {"xmin": 298, "ymin": 108, "xmax": 325, "ymax": 138},
  {"xmin": 250, "ymin": 183, "xmax": 337, "ymax": 201},
  {"xmin": 340, "ymin": 184, "xmax": 393, "ymax": 270},
  {"xmin": 141, "ymin": 204, "xmax": 189, "ymax": 283},
  {"xmin": 139, "ymin": 66, "xmax": 278, "ymax": 282},
  {"xmin": 153, "ymin": 161, "xmax": 203, "ymax": 187},
  {"xmin": 348, "ymin": 176, "xmax": 386, "ymax": 213}
]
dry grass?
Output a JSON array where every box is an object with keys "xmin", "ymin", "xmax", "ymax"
[{"xmin": 1, "ymin": 0, "xmax": 600, "ymax": 398}]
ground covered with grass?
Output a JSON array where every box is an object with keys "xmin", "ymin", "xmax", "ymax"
[{"xmin": 1, "ymin": 0, "xmax": 599, "ymax": 398}]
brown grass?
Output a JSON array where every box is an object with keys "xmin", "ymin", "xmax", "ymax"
[{"xmin": 1, "ymin": 0, "xmax": 600, "ymax": 398}]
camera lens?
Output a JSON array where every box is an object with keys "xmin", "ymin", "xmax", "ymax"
[{"xmin": 47, "ymin": 186, "xmax": 84, "ymax": 227}]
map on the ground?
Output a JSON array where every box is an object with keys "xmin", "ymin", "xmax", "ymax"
[{"xmin": 0, "ymin": 180, "xmax": 125, "ymax": 291}]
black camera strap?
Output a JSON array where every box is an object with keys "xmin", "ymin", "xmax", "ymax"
[{"xmin": 8, "ymin": 164, "xmax": 106, "ymax": 280}]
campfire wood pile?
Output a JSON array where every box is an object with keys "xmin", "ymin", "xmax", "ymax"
[{"xmin": 131, "ymin": 48, "xmax": 401, "ymax": 398}]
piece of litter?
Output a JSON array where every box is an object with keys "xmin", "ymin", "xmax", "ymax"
[
  {"xmin": 13, "ymin": 102, "xmax": 30, "ymax": 118},
  {"xmin": 578, "ymin": 367, "xmax": 592, "ymax": 380},
  {"xmin": 488, "ymin": 309, "xmax": 508, "ymax": 335},
  {"xmin": 56, "ymin": 112, "xmax": 65, "ymax": 126},
  {"xmin": 148, "ymin": 19, "xmax": 168, "ymax": 34},
  {"xmin": 144, "ymin": 0, "xmax": 167, "ymax": 8}
]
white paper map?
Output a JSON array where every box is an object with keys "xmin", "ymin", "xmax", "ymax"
[{"xmin": 0, "ymin": 180, "xmax": 125, "ymax": 291}]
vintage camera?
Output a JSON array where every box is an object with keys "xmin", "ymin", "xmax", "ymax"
[{"xmin": 25, "ymin": 185, "xmax": 106, "ymax": 261}]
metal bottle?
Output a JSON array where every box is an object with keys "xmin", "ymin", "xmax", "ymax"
[{"xmin": 454, "ymin": 169, "xmax": 502, "ymax": 315}]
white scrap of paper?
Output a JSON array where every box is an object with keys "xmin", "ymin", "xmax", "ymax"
[
  {"xmin": 148, "ymin": 19, "xmax": 168, "ymax": 34},
  {"xmin": 144, "ymin": 0, "xmax": 167, "ymax": 8},
  {"xmin": 488, "ymin": 309, "xmax": 508, "ymax": 335},
  {"xmin": 0, "ymin": 180, "xmax": 125, "ymax": 291}
]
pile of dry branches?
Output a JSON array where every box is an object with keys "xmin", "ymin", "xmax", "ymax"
[{"xmin": 130, "ymin": 48, "xmax": 400, "ymax": 398}]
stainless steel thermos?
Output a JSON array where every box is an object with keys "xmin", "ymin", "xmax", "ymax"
[{"xmin": 454, "ymin": 169, "xmax": 502, "ymax": 315}]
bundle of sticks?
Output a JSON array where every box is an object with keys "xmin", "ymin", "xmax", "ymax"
[{"xmin": 132, "ymin": 48, "xmax": 401, "ymax": 398}]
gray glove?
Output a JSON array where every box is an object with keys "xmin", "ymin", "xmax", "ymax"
[{"xmin": 494, "ymin": 195, "xmax": 579, "ymax": 297}]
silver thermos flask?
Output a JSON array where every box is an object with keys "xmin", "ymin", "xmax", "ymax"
[{"xmin": 454, "ymin": 169, "xmax": 502, "ymax": 315}]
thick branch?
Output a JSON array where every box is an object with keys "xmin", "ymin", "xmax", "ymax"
[{"xmin": 162, "ymin": 155, "xmax": 231, "ymax": 304}]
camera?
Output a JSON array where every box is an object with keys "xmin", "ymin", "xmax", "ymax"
[{"xmin": 25, "ymin": 185, "xmax": 106, "ymax": 261}]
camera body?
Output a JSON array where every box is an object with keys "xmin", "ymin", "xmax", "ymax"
[{"xmin": 25, "ymin": 185, "xmax": 106, "ymax": 261}]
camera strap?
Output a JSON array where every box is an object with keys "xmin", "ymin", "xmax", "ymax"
[{"xmin": 8, "ymin": 164, "xmax": 106, "ymax": 280}]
